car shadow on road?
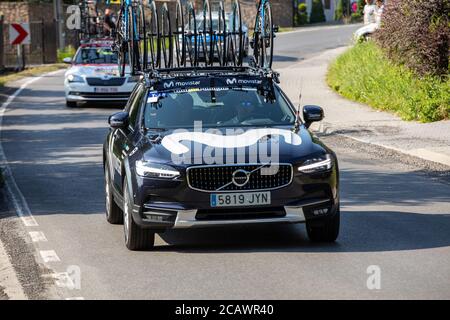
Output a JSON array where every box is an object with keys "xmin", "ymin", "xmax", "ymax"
[
  {"xmin": 272, "ymin": 55, "xmax": 301, "ymax": 63},
  {"xmin": 157, "ymin": 210, "xmax": 450, "ymax": 253}
]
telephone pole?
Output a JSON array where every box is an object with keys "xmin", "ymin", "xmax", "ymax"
[{"xmin": 53, "ymin": 0, "xmax": 65, "ymax": 50}]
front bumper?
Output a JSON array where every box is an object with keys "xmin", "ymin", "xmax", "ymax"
[
  {"xmin": 65, "ymin": 80, "xmax": 135, "ymax": 102},
  {"xmin": 66, "ymin": 91, "xmax": 132, "ymax": 102},
  {"xmin": 129, "ymin": 166, "xmax": 339, "ymax": 230},
  {"xmin": 138, "ymin": 198, "xmax": 332, "ymax": 229}
]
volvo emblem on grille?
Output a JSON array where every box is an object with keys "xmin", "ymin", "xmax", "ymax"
[{"xmin": 232, "ymin": 169, "xmax": 250, "ymax": 187}]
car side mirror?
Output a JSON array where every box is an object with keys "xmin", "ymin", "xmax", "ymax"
[
  {"xmin": 303, "ymin": 105, "xmax": 324, "ymax": 128},
  {"xmin": 62, "ymin": 57, "xmax": 72, "ymax": 64},
  {"xmin": 108, "ymin": 112, "xmax": 129, "ymax": 129}
]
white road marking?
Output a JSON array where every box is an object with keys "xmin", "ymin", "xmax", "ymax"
[
  {"xmin": 29, "ymin": 231, "xmax": 48, "ymax": 242},
  {"xmin": 39, "ymin": 250, "xmax": 61, "ymax": 263},
  {"xmin": 53, "ymin": 272, "xmax": 75, "ymax": 289},
  {"xmin": 65, "ymin": 297, "xmax": 85, "ymax": 300},
  {"xmin": 0, "ymin": 70, "xmax": 63, "ymax": 229}
]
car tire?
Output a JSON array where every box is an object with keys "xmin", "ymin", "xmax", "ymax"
[
  {"xmin": 66, "ymin": 100, "xmax": 77, "ymax": 108},
  {"xmin": 104, "ymin": 163, "xmax": 123, "ymax": 224},
  {"xmin": 306, "ymin": 205, "xmax": 340, "ymax": 242},
  {"xmin": 123, "ymin": 178, "xmax": 155, "ymax": 251}
]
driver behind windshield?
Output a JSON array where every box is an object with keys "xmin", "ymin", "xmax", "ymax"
[{"xmin": 222, "ymin": 99, "xmax": 257, "ymax": 125}]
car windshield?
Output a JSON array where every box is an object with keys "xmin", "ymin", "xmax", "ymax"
[
  {"xmin": 74, "ymin": 47, "xmax": 118, "ymax": 64},
  {"xmin": 143, "ymin": 87, "xmax": 296, "ymax": 129}
]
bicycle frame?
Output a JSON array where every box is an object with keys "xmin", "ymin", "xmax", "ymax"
[
  {"xmin": 254, "ymin": 0, "xmax": 269, "ymax": 37},
  {"xmin": 120, "ymin": 0, "xmax": 140, "ymax": 42}
]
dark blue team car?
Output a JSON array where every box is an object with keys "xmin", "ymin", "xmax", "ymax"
[{"xmin": 103, "ymin": 67, "xmax": 340, "ymax": 250}]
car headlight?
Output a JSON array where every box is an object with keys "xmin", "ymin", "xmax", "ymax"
[
  {"xmin": 67, "ymin": 74, "xmax": 84, "ymax": 83},
  {"xmin": 297, "ymin": 154, "xmax": 332, "ymax": 173},
  {"xmin": 135, "ymin": 161, "xmax": 180, "ymax": 179}
]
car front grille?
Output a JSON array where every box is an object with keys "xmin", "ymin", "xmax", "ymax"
[
  {"xmin": 187, "ymin": 164, "xmax": 293, "ymax": 192},
  {"xmin": 68, "ymin": 91, "xmax": 130, "ymax": 99},
  {"xmin": 86, "ymin": 77, "xmax": 126, "ymax": 86}
]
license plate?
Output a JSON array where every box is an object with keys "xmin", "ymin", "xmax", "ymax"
[
  {"xmin": 94, "ymin": 87, "xmax": 118, "ymax": 93},
  {"xmin": 210, "ymin": 192, "xmax": 271, "ymax": 207}
]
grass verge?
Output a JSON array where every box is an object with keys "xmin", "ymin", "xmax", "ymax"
[
  {"xmin": 327, "ymin": 41, "xmax": 450, "ymax": 122},
  {"xmin": 0, "ymin": 64, "xmax": 67, "ymax": 88}
]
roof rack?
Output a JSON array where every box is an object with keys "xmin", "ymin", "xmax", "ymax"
[{"xmin": 141, "ymin": 66, "xmax": 280, "ymax": 88}]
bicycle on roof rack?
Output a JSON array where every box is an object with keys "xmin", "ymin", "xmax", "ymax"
[
  {"xmin": 251, "ymin": 0, "xmax": 278, "ymax": 69},
  {"xmin": 113, "ymin": 0, "xmax": 277, "ymax": 75},
  {"xmin": 76, "ymin": 0, "xmax": 102, "ymax": 44},
  {"xmin": 114, "ymin": 0, "xmax": 146, "ymax": 76},
  {"xmin": 76, "ymin": 0, "xmax": 122, "ymax": 44}
]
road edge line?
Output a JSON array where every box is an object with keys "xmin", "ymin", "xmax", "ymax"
[{"xmin": 0, "ymin": 70, "xmax": 64, "ymax": 300}]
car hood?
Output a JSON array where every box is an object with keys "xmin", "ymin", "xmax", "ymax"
[{"xmin": 139, "ymin": 126, "xmax": 328, "ymax": 167}]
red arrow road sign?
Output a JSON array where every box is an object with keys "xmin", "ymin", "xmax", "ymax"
[{"xmin": 9, "ymin": 23, "xmax": 30, "ymax": 45}]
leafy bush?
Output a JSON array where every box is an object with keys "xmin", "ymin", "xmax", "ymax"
[
  {"xmin": 298, "ymin": 3, "xmax": 307, "ymax": 13},
  {"xmin": 357, "ymin": 0, "xmax": 366, "ymax": 16},
  {"xmin": 57, "ymin": 46, "xmax": 76, "ymax": 63},
  {"xmin": 327, "ymin": 41, "xmax": 450, "ymax": 122},
  {"xmin": 351, "ymin": 12, "xmax": 362, "ymax": 22},
  {"xmin": 309, "ymin": 0, "xmax": 326, "ymax": 24},
  {"xmin": 334, "ymin": 0, "xmax": 350, "ymax": 21},
  {"xmin": 375, "ymin": 0, "xmax": 449, "ymax": 78},
  {"xmin": 294, "ymin": 3, "xmax": 308, "ymax": 26},
  {"xmin": 297, "ymin": 12, "xmax": 308, "ymax": 25}
]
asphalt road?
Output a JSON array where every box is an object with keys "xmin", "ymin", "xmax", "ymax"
[{"xmin": 1, "ymin": 25, "xmax": 450, "ymax": 299}]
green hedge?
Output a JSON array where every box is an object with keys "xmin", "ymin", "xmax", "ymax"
[
  {"xmin": 327, "ymin": 42, "xmax": 450, "ymax": 122},
  {"xmin": 57, "ymin": 46, "xmax": 76, "ymax": 63}
]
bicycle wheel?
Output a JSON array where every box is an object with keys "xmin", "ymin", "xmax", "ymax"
[
  {"xmin": 186, "ymin": 2, "xmax": 197, "ymax": 67},
  {"xmin": 160, "ymin": 3, "xmax": 173, "ymax": 68},
  {"xmin": 136, "ymin": 3, "xmax": 147, "ymax": 70},
  {"xmin": 202, "ymin": 0, "xmax": 213, "ymax": 66},
  {"xmin": 216, "ymin": 1, "xmax": 227, "ymax": 66},
  {"xmin": 230, "ymin": 0, "xmax": 243, "ymax": 66},
  {"xmin": 127, "ymin": 5, "xmax": 140, "ymax": 74},
  {"xmin": 145, "ymin": 1, "xmax": 160, "ymax": 69},
  {"xmin": 252, "ymin": 3, "xmax": 261, "ymax": 67},
  {"xmin": 174, "ymin": 0, "xmax": 185, "ymax": 67},
  {"xmin": 261, "ymin": 0, "xmax": 273, "ymax": 68},
  {"xmin": 116, "ymin": 8, "xmax": 127, "ymax": 77}
]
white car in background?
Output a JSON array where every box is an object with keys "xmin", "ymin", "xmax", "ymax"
[{"xmin": 63, "ymin": 40, "xmax": 138, "ymax": 107}]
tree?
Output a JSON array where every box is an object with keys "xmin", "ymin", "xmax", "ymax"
[
  {"xmin": 309, "ymin": 0, "xmax": 326, "ymax": 23},
  {"xmin": 334, "ymin": 0, "xmax": 349, "ymax": 21}
]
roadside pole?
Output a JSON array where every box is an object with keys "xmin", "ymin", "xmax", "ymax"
[{"xmin": 54, "ymin": 0, "xmax": 65, "ymax": 50}]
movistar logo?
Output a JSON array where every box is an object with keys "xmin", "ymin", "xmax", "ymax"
[
  {"xmin": 226, "ymin": 78, "xmax": 262, "ymax": 85},
  {"xmin": 163, "ymin": 80, "xmax": 201, "ymax": 88}
]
